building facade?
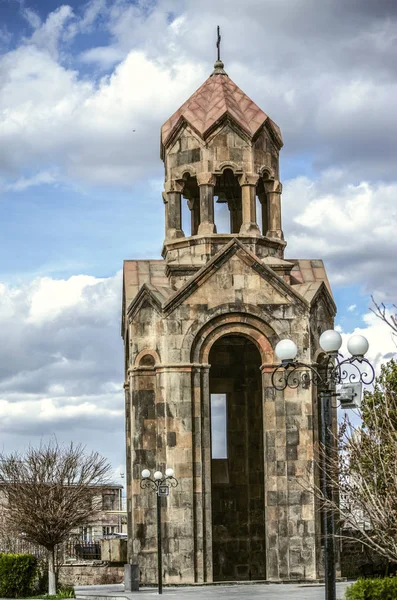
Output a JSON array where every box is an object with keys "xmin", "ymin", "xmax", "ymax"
[{"xmin": 122, "ymin": 56, "xmax": 336, "ymax": 584}]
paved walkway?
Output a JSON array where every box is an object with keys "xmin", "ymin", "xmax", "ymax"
[{"xmin": 75, "ymin": 582, "xmax": 352, "ymax": 600}]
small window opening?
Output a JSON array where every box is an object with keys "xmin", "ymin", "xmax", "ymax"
[
  {"xmin": 214, "ymin": 197, "xmax": 230, "ymax": 234},
  {"xmin": 139, "ymin": 354, "xmax": 155, "ymax": 367},
  {"xmin": 181, "ymin": 198, "xmax": 191, "ymax": 236},
  {"xmin": 256, "ymin": 196, "xmax": 262, "ymax": 235},
  {"xmin": 211, "ymin": 393, "xmax": 228, "ymax": 459}
]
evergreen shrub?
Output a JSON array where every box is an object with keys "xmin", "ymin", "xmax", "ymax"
[
  {"xmin": 0, "ymin": 553, "xmax": 38, "ymax": 597},
  {"xmin": 345, "ymin": 577, "xmax": 397, "ymax": 599}
]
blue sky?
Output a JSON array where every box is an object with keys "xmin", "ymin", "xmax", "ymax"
[{"xmin": 0, "ymin": 0, "xmax": 396, "ymax": 477}]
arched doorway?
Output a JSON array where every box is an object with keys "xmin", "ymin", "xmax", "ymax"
[{"xmin": 209, "ymin": 334, "xmax": 266, "ymax": 581}]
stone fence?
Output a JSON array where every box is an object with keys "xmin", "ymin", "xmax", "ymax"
[{"xmin": 59, "ymin": 562, "xmax": 124, "ymax": 586}]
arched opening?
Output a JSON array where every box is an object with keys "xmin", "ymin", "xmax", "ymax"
[
  {"xmin": 139, "ymin": 354, "xmax": 156, "ymax": 367},
  {"xmin": 214, "ymin": 195, "xmax": 230, "ymax": 234},
  {"xmin": 209, "ymin": 334, "xmax": 266, "ymax": 581},
  {"xmin": 215, "ymin": 169, "xmax": 242, "ymax": 234}
]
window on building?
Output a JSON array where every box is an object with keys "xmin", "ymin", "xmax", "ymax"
[
  {"xmin": 102, "ymin": 525, "xmax": 117, "ymax": 537},
  {"xmin": 211, "ymin": 393, "xmax": 228, "ymax": 459},
  {"xmin": 80, "ymin": 526, "xmax": 92, "ymax": 542},
  {"xmin": 102, "ymin": 492, "xmax": 116, "ymax": 511}
]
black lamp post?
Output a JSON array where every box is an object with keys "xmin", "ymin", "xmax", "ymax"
[
  {"xmin": 271, "ymin": 329, "xmax": 375, "ymax": 600},
  {"xmin": 140, "ymin": 467, "xmax": 178, "ymax": 595}
]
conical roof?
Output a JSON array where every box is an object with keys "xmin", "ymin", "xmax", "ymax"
[{"xmin": 161, "ymin": 62, "xmax": 282, "ymax": 151}]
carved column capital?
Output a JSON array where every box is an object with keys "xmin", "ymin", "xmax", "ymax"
[
  {"xmin": 263, "ymin": 179, "xmax": 282, "ymax": 194},
  {"xmin": 164, "ymin": 179, "xmax": 184, "ymax": 194},
  {"xmin": 197, "ymin": 172, "xmax": 216, "ymax": 187},
  {"xmin": 238, "ymin": 172, "xmax": 259, "ymax": 187}
]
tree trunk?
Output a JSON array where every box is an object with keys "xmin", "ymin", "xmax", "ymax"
[{"xmin": 48, "ymin": 547, "xmax": 56, "ymax": 596}]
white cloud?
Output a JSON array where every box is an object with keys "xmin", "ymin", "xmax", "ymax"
[
  {"xmin": 340, "ymin": 309, "xmax": 397, "ymax": 374},
  {"xmin": 0, "ymin": 272, "xmax": 124, "ymax": 455},
  {"xmin": 27, "ymin": 5, "xmax": 74, "ymax": 57},
  {"xmin": 0, "ymin": 26, "xmax": 12, "ymax": 47},
  {"xmin": 283, "ymin": 173, "xmax": 397, "ymax": 299},
  {"xmin": 3, "ymin": 170, "xmax": 58, "ymax": 192},
  {"xmin": 20, "ymin": 7, "xmax": 42, "ymax": 30},
  {"xmin": 27, "ymin": 275, "xmax": 104, "ymax": 324},
  {"xmin": 0, "ymin": 40, "xmax": 203, "ymax": 186},
  {"xmin": 0, "ymin": 0, "xmax": 396, "ymax": 188},
  {"xmin": 80, "ymin": 46, "xmax": 125, "ymax": 68},
  {"xmin": 0, "ymin": 270, "xmax": 125, "ymax": 467},
  {"xmin": 348, "ymin": 305, "xmax": 357, "ymax": 312}
]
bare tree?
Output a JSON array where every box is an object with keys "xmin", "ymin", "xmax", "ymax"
[
  {"xmin": 310, "ymin": 359, "xmax": 397, "ymax": 564},
  {"xmin": 371, "ymin": 296, "xmax": 397, "ymax": 339},
  {"xmin": 0, "ymin": 440, "xmax": 112, "ymax": 595}
]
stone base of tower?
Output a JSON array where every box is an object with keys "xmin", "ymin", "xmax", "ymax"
[{"xmin": 123, "ymin": 245, "xmax": 335, "ymax": 587}]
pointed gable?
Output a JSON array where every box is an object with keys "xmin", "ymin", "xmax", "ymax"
[{"xmin": 163, "ymin": 239, "xmax": 308, "ymax": 315}]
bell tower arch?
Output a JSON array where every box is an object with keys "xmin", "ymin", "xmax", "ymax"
[{"xmin": 160, "ymin": 56, "xmax": 286, "ymax": 288}]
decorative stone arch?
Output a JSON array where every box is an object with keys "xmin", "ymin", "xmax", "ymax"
[
  {"xmin": 134, "ymin": 348, "xmax": 161, "ymax": 368},
  {"xmin": 191, "ymin": 317, "xmax": 275, "ymax": 366},
  {"xmin": 313, "ymin": 347, "xmax": 328, "ymax": 364},
  {"xmin": 214, "ymin": 161, "xmax": 243, "ymax": 176},
  {"xmin": 172, "ymin": 165, "xmax": 198, "ymax": 181},
  {"xmin": 258, "ymin": 165, "xmax": 275, "ymax": 180},
  {"xmin": 184, "ymin": 309, "xmax": 285, "ymax": 364}
]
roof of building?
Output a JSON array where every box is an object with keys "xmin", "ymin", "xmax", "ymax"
[
  {"xmin": 289, "ymin": 259, "xmax": 333, "ymax": 299},
  {"xmin": 161, "ymin": 61, "xmax": 283, "ymax": 149},
  {"xmin": 122, "ymin": 255, "xmax": 333, "ymax": 325},
  {"xmin": 122, "ymin": 259, "xmax": 168, "ymax": 315}
]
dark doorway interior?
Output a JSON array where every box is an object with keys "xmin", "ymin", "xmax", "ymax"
[{"xmin": 209, "ymin": 335, "xmax": 265, "ymax": 581}]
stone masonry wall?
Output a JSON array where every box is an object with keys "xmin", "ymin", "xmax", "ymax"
[
  {"xmin": 125, "ymin": 243, "xmax": 334, "ymax": 583},
  {"xmin": 58, "ymin": 564, "xmax": 124, "ymax": 586}
]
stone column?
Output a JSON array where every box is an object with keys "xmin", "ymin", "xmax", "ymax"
[
  {"xmin": 258, "ymin": 190, "xmax": 269, "ymax": 237},
  {"xmin": 187, "ymin": 197, "xmax": 200, "ymax": 236},
  {"xmin": 238, "ymin": 173, "xmax": 260, "ymax": 235},
  {"xmin": 197, "ymin": 173, "xmax": 217, "ymax": 235},
  {"xmin": 130, "ymin": 365, "xmax": 158, "ymax": 584},
  {"xmin": 124, "ymin": 381, "xmax": 134, "ymax": 564},
  {"xmin": 200, "ymin": 364, "xmax": 213, "ymax": 582},
  {"xmin": 154, "ymin": 363, "xmax": 196, "ymax": 584},
  {"xmin": 264, "ymin": 180, "xmax": 284, "ymax": 240},
  {"xmin": 261, "ymin": 364, "xmax": 318, "ymax": 581},
  {"xmin": 164, "ymin": 180, "xmax": 185, "ymax": 240}
]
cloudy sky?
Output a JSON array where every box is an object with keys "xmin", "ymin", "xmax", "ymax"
[{"xmin": 0, "ymin": 0, "xmax": 396, "ymax": 480}]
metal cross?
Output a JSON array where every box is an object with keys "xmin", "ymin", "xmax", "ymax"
[{"xmin": 216, "ymin": 25, "xmax": 221, "ymax": 61}]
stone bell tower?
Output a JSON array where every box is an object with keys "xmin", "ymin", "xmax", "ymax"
[{"xmin": 122, "ymin": 47, "xmax": 336, "ymax": 585}]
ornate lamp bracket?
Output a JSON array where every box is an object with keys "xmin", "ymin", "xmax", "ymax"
[
  {"xmin": 271, "ymin": 354, "xmax": 375, "ymax": 391},
  {"xmin": 140, "ymin": 475, "xmax": 178, "ymax": 492}
]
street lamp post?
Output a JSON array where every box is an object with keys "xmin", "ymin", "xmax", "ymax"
[
  {"xmin": 271, "ymin": 330, "xmax": 375, "ymax": 600},
  {"xmin": 140, "ymin": 468, "xmax": 178, "ymax": 595}
]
